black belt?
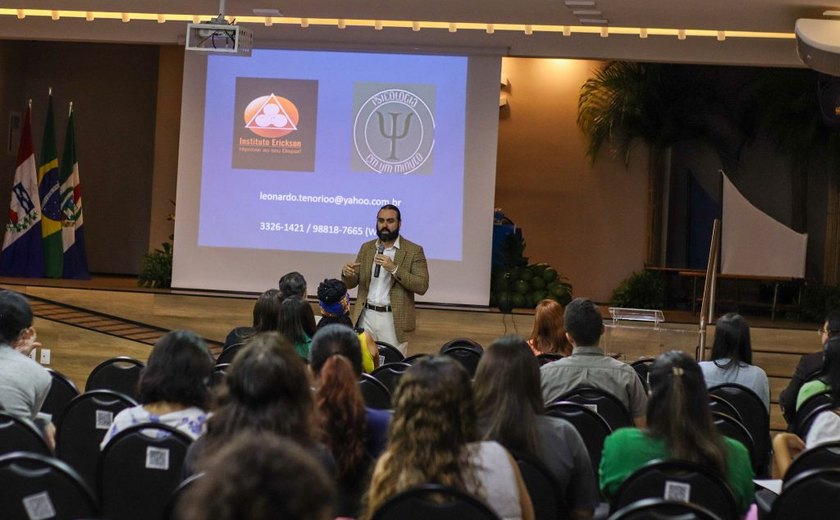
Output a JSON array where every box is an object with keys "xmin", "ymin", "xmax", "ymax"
[{"xmin": 365, "ymin": 303, "xmax": 392, "ymax": 312}]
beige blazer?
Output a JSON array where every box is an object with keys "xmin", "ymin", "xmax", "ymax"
[{"xmin": 343, "ymin": 237, "xmax": 429, "ymax": 343}]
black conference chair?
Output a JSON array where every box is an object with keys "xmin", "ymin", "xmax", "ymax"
[
  {"xmin": 791, "ymin": 391, "xmax": 833, "ymax": 438},
  {"xmin": 607, "ymin": 497, "xmax": 722, "ymax": 520},
  {"xmin": 0, "ymin": 451, "xmax": 99, "ymax": 520},
  {"xmin": 98, "ymin": 423, "xmax": 193, "ymax": 520},
  {"xmin": 0, "ymin": 411, "xmax": 51, "ymax": 457},
  {"xmin": 536, "ymin": 353, "xmax": 563, "ymax": 366},
  {"xmin": 210, "ymin": 363, "xmax": 231, "ymax": 389},
  {"xmin": 360, "ymin": 373, "xmax": 392, "ymax": 410},
  {"xmin": 85, "ymin": 356, "xmax": 145, "ymax": 400},
  {"xmin": 370, "ymin": 483, "xmax": 500, "ymax": 520},
  {"xmin": 440, "ymin": 338, "xmax": 484, "ymax": 355},
  {"xmin": 442, "ymin": 346, "xmax": 483, "ymax": 377},
  {"xmin": 370, "ymin": 362, "xmax": 412, "ymax": 395},
  {"xmin": 630, "ymin": 358, "xmax": 655, "ymax": 391},
  {"xmin": 55, "ymin": 389, "xmax": 138, "ymax": 489},
  {"xmin": 402, "ymin": 353, "xmax": 429, "ymax": 365},
  {"xmin": 376, "ymin": 341, "xmax": 405, "ymax": 364},
  {"xmin": 769, "ymin": 468, "xmax": 840, "ymax": 520},
  {"xmin": 513, "ymin": 451, "xmax": 566, "ymax": 520},
  {"xmin": 708, "ymin": 383, "xmax": 770, "ymax": 476},
  {"xmin": 708, "ymin": 394, "xmax": 744, "ymax": 425},
  {"xmin": 554, "ymin": 386, "xmax": 634, "ymax": 431},
  {"xmin": 711, "ymin": 412, "xmax": 758, "ymax": 473},
  {"xmin": 216, "ymin": 342, "xmax": 246, "ymax": 365},
  {"xmin": 611, "ymin": 459, "xmax": 738, "ymax": 520},
  {"xmin": 545, "ymin": 401, "xmax": 612, "ymax": 478},
  {"xmin": 784, "ymin": 441, "xmax": 840, "ymax": 483},
  {"xmin": 41, "ymin": 368, "xmax": 80, "ymax": 421}
]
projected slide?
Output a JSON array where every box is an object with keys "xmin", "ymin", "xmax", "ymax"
[{"xmin": 199, "ymin": 50, "xmax": 467, "ymax": 261}]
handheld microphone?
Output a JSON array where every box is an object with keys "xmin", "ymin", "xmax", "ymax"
[{"xmin": 374, "ymin": 245, "xmax": 385, "ymax": 278}]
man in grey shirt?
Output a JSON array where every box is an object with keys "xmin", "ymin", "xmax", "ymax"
[{"xmin": 541, "ymin": 297, "xmax": 648, "ymax": 426}]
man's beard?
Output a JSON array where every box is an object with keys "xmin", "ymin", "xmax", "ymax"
[{"xmin": 377, "ymin": 226, "xmax": 400, "ymax": 242}]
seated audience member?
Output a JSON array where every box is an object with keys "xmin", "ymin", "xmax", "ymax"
[
  {"xmin": 278, "ymin": 271, "xmax": 307, "ymax": 299},
  {"xmin": 278, "ymin": 296, "xmax": 316, "ymax": 360},
  {"xmin": 473, "ymin": 335, "xmax": 598, "ymax": 519},
  {"xmin": 183, "ymin": 332, "xmax": 333, "ymax": 477},
  {"xmin": 699, "ymin": 313, "xmax": 770, "ymax": 411},
  {"xmin": 176, "ymin": 432, "xmax": 336, "ymax": 520},
  {"xmin": 0, "ymin": 290, "xmax": 53, "ymax": 443},
  {"xmin": 100, "ymin": 330, "xmax": 214, "ymax": 448},
  {"xmin": 365, "ymin": 356, "xmax": 535, "ymax": 520},
  {"xmin": 540, "ymin": 298, "xmax": 647, "ymax": 426},
  {"xmin": 310, "ymin": 324, "xmax": 390, "ymax": 518},
  {"xmin": 600, "ymin": 351, "xmax": 754, "ymax": 515},
  {"xmin": 528, "ymin": 299, "xmax": 571, "ymax": 356},
  {"xmin": 317, "ymin": 278, "xmax": 379, "ymax": 372},
  {"xmin": 780, "ymin": 312, "xmax": 840, "ymax": 423},
  {"xmin": 223, "ymin": 289, "xmax": 281, "ymax": 349}
]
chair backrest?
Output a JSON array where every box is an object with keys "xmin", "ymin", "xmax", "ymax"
[
  {"xmin": 55, "ymin": 389, "xmax": 138, "ymax": 489},
  {"xmin": 162, "ymin": 472, "xmax": 204, "ymax": 520},
  {"xmin": 711, "ymin": 412, "xmax": 758, "ymax": 473},
  {"xmin": 0, "ymin": 451, "xmax": 99, "ymax": 520},
  {"xmin": 612, "ymin": 459, "xmax": 738, "ymax": 520},
  {"xmin": 440, "ymin": 338, "xmax": 484, "ymax": 354},
  {"xmin": 216, "ymin": 342, "xmax": 245, "ymax": 365},
  {"xmin": 555, "ymin": 386, "xmax": 634, "ymax": 431},
  {"xmin": 0, "ymin": 411, "xmax": 51, "ymax": 457},
  {"xmin": 441, "ymin": 346, "xmax": 483, "ymax": 377},
  {"xmin": 607, "ymin": 497, "xmax": 722, "ymax": 520},
  {"xmin": 85, "ymin": 356, "xmax": 145, "ymax": 400},
  {"xmin": 784, "ymin": 441, "xmax": 840, "ymax": 483},
  {"xmin": 402, "ymin": 353, "xmax": 429, "ymax": 365},
  {"xmin": 370, "ymin": 362, "xmax": 412, "ymax": 394},
  {"xmin": 513, "ymin": 451, "xmax": 565, "ymax": 520},
  {"xmin": 210, "ymin": 363, "xmax": 231, "ymax": 389},
  {"xmin": 376, "ymin": 341, "xmax": 405, "ymax": 364},
  {"xmin": 708, "ymin": 394, "xmax": 743, "ymax": 424},
  {"xmin": 708, "ymin": 383, "xmax": 770, "ymax": 476},
  {"xmin": 630, "ymin": 358, "xmax": 655, "ymax": 392},
  {"xmin": 792, "ymin": 392, "xmax": 833, "ymax": 438},
  {"xmin": 770, "ymin": 468, "xmax": 840, "ymax": 520},
  {"xmin": 41, "ymin": 368, "xmax": 80, "ymax": 421},
  {"xmin": 370, "ymin": 483, "xmax": 501, "ymax": 520},
  {"xmin": 545, "ymin": 401, "xmax": 612, "ymax": 477},
  {"xmin": 98, "ymin": 422, "xmax": 193, "ymax": 520},
  {"xmin": 360, "ymin": 374, "xmax": 392, "ymax": 410},
  {"xmin": 536, "ymin": 353, "xmax": 563, "ymax": 366}
]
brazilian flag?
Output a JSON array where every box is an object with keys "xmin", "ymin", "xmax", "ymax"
[{"xmin": 38, "ymin": 93, "xmax": 63, "ymax": 278}]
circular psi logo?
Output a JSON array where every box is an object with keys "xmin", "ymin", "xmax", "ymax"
[
  {"xmin": 353, "ymin": 88, "xmax": 435, "ymax": 174},
  {"xmin": 244, "ymin": 94, "xmax": 299, "ymax": 138}
]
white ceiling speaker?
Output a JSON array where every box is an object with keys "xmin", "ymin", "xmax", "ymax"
[{"xmin": 795, "ymin": 19, "xmax": 840, "ymax": 76}]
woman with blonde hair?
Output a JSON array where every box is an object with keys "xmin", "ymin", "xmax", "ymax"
[
  {"xmin": 365, "ymin": 356, "xmax": 534, "ymax": 520},
  {"xmin": 528, "ymin": 299, "xmax": 570, "ymax": 356}
]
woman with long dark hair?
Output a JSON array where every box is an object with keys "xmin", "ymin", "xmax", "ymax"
[
  {"xmin": 100, "ymin": 329, "xmax": 214, "ymax": 448},
  {"xmin": 803, "ymin": 336, "xmax": 840, "ymax": 445},
  {"xmin": 527, "ymin": 299, "xmax": 570, "ymax": 356},
  {"xmin": 600, "ymin": 351, "xmax": 754, "ymax": 514},
  {"xmin": 310, "ymin": 324, "xmax": 389, "ymax": 518},
  {"xmin": 223, "ymin": 289, "xmax": 282, "ymax": 348},
  {"xmin": 365, "ymin": 356, "xmax": 534, "ymax": 520},
  {"xmin": 700, "ymin": 313, "xmax": 769, "ymax": 411},
  {"xmin": 277, "ymin": 295, "xmax": 316, "ymax": 360},
  {"xmin": 473, "ymin": 335, "xmax": 597, "ymax": 519}
]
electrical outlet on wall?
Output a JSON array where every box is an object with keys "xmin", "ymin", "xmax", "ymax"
[{"xmin": 39, "ymin": 349, "xmax": 50, "ymax": 365}]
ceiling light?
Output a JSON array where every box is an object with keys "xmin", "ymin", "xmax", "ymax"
[
  {"xmin": 337, "ymin": 18, "xmax": 346, "ymax": 29},
  {"xmin": 375, "ymin": 20, "xmax": 382, "ymax": 30},
  {"xmin": 678, "ymin": 29, "xmax": 686, "ymax": 40},
  {"xmin": 264, "ymin": 17, "xmax": 272, "ymax": 26},
  {"xmin": 579, "ymin": 18, "xmax": 608, "ymax": 25},
  {"xmin": 412, "ymin": 21, "xmax": 420, "ymax": 31},
  {"xmin": 16, "ymin": 9, "xmax": 24, "ymax": 19},
  {"xmin": 50, "ymin": 10, "xmax": 59, "ymax": 20},
  {"xmin": 448, "ymin": 22, "xmax": 457, "ymax": 33},
  {"xmin": 562, "ymin": 26, "xmax": 571, "ymax": 36},
  {"xmin": 639, "ymin": 28, "xmax": 648, "ymax": 38},
  {"xmin": 717, "ymin": 30, "xmax": 725, "ymax": 41},
  {"xmin": 524, "ymin": 25, "xmax": 533, "ymax": 35},
  {"xmin": 121, "ymin": 13, "xmax": 130, "ymax": 22},
  {"xmin": 564, "ymin": 0, "xmax": 596, "ymax": 6},
  {"xmin": 486, "ymin": 24, "xmax": 495, "ymax": 34},
  {"xmin": 600, "ymin": 27, "xmax": 608, "ymax": 37},
  {"xmin": 157, "ymin": 14, "xmax": 166, "ymax": 23},
  {"xmin": 252, "ymin": 9, "xmax": 282, "ymax": 16},
  {"xmin": 300, "ymin": 18, "xmax": 309, "ymax": 28},
  {"xmin": 86, "ymin": 11, "xmax": 94, "ymax": 21},
  {"xmin": 573, "ymin": 9, "xmax": 602, "ymax": 16}
]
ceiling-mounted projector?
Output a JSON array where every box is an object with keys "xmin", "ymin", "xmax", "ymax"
[
  {"xmin": 795, "ymin": 19, "xmax": 840, "ymax": 76},
  {"xmin": 186, "ymin": 16, "xmax": 252, "ymax": 56}
]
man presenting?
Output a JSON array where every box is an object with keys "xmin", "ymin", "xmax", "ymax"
[{"xmin": 342, "ymin": 204, "xmax": 429, "ymax": 354}]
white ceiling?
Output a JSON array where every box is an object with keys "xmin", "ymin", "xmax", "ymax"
[{"xmin": 0, "ymin": 0, "xmax": 836, "ymax": 66}]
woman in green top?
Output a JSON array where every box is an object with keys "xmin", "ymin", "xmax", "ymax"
[
  {"xmin": 278, "ymin": 295, "xmax": 315, "ymax": 361},
  {"xmin": 795, "ymin": 336, "xmax": 840, "ymax": 411},
  {"xmin": 599, "ymin": 351, "xmax": 755, "ymax": 515}
]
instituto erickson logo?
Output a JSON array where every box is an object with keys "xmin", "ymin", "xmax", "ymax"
[
  {"xmin": 353, "ymin": 88, "xmax": 435, "ymax": 174},
  {"xmin": 243, "ymin": 94, "xmax": 299, "ymax": 138}
]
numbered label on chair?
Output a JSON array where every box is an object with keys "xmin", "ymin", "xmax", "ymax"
[
  {"xmin": 379, "ymin": 355, "xmax": 385, "ymax": 367},
  {"xmin": 22, "ymin": 491, "xmax": 55, "ymax": 520},
  {"xmin": 663, "ymin": 480, "xmax": 691, "ymax": 502},
  {"xmin": 583, "ymin": 404, "xmax": 598, "ymax": 413},
  {"xmin": 146, "ymin": 446, "xmax": 170, "ymax": 470},
  {"xmin": 95, "ymin": 410, "xmax": 114, "ymax": 430}
]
